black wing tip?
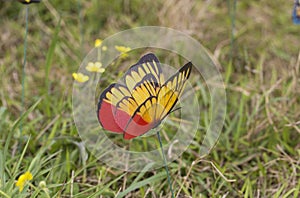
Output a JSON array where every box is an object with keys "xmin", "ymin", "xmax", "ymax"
[
  {"xmin": 138, "ymin": 53, "xmax": 160, "ymax": 64},
  {"xmin": 180, "ymin": 61, "xmax": 193, "ymax": 73},
  {"xmin": 183, "ymin": 61, "xmax": 193, "ymax": 68},
  {"xmin": 173, "ymin": 61, "xmax": 192, "ymax": 81},
  {"xmin": 127, "ymin": 52, "xmax": 161, "ymax": 73}
]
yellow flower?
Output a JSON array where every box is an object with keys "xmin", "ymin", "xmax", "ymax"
[
  {"xmin": 115, "ymin": 45, "xmax": 131, "ymax": 59},
  {"xmin": 25, "ymin": 0, "xmax": 31, "ymax": 2},
  {"xmin": 16, "ymin": 171, "xmax": 33, "ymax": 192},
  {"xmin": 102, "ymin": 46, "xmax": 107, "ymax": 51},
  {"xmin": 85, "ymin": 62, "xmax": 105, "ymax": 73},
  {"xmin": 94, "ymin": 39, "xmax": 103, "ymax": 47},
  {"xmin": 115, "ymin": 45, "xmax": 131, "ymax": 53},
  {"xmin": 72, "ymin": 72, "xmax": 89, "ymax": 83},
  {"xmin": 120, "ymin": 53, "xmax": 129, "ymax": 59}
]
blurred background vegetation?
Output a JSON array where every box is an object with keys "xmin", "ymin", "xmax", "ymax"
[{"xmin": 0, "ymin": 0, "xmax": 299, "ymax": 197}]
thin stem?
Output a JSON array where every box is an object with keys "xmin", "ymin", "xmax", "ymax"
[
  {"xmin": 77, "ymin": 0, "xmax": 84, "ymax": 56},
  {"xmin": 0, "ymin": 190, "xmax": 10, "ymax": 198},
  {"xmin": 156, "ymin": 131, "xmax": 174, "ymax": 198},
  {"xmin": 228, "ymin": 0, "xmax": 237, "ymax": 61},
  {"xmin": 20, "ymin": 5, "xmax": 29, "ymax": 133}
]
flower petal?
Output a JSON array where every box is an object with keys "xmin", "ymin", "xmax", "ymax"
[
  {"xmin": 95, "ymin": 39, "xmax": 103, "ymax": 47},
  {"xmin": 115, "ymin": 45, "xmax": 131, "ymax": 53},
  {"xmin": 73, "ymin": 72, "xmax": 89, "ymax": 83},
  {"xmin": 16, "ymin": 171, "xmax": 33, "ymax": 192},
  {"xmin": 102, "ymin": 46, "xmax": 107, "ymax": 51}
]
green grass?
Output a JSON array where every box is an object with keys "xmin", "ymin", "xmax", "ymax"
[{"xmin": 0, "ymin": 0, "xmax": 299, "ymax": 197}]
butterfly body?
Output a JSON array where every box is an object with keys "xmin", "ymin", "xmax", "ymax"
[{"xmin": 98, "ymin": 53, "xmax": 192, "ymax": 140}]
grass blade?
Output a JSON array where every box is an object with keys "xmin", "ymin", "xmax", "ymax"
[{"xmin": 116, "ymin": 171, "xmax": 167, "ymax": 198}]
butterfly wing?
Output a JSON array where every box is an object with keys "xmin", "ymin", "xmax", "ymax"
[
  {"xmin": 123, "ymin": 62, "xmax": 192, "ymax": 139},
  {"xmin": 98, "ymin": 53, "xmax": 163, "ymax": 135},
  {"xmin": 156, "ymin": 62, "xmax": 192, "ymax": 120},
  {"xmin": 123, "ymin": 96, "xmax": 158, "ymax": 139},
  {"xmin": 123, "ymin": 53, "xmax": 165, "ymax": 91},
  {"xmin": 97, "ymin": 83, "xmax": 133, "ymax": 133}
]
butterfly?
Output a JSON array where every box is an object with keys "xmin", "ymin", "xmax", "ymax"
[
  {"xmin": 97, "ymin": 53, "xmax": 192, "ymax": 140},
  {"xmin": 293, "ymin": 0, "xmax": 300, "ymax": 24}
]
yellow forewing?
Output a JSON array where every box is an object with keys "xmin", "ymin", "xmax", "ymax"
[
  {"xmin": 124, "ymin": 55, "xmax": 165, "ymax": 91},
  {"xmin": 132, "ymin": 61, "xmax": 192, "ymax": 124},
  {"xmin": 104, "ymin": 84, "xmax": 131, "ymax": 106},
  {"xmin": 157, "ymin": 86, "xmax": 178, "ymax": 120}
]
